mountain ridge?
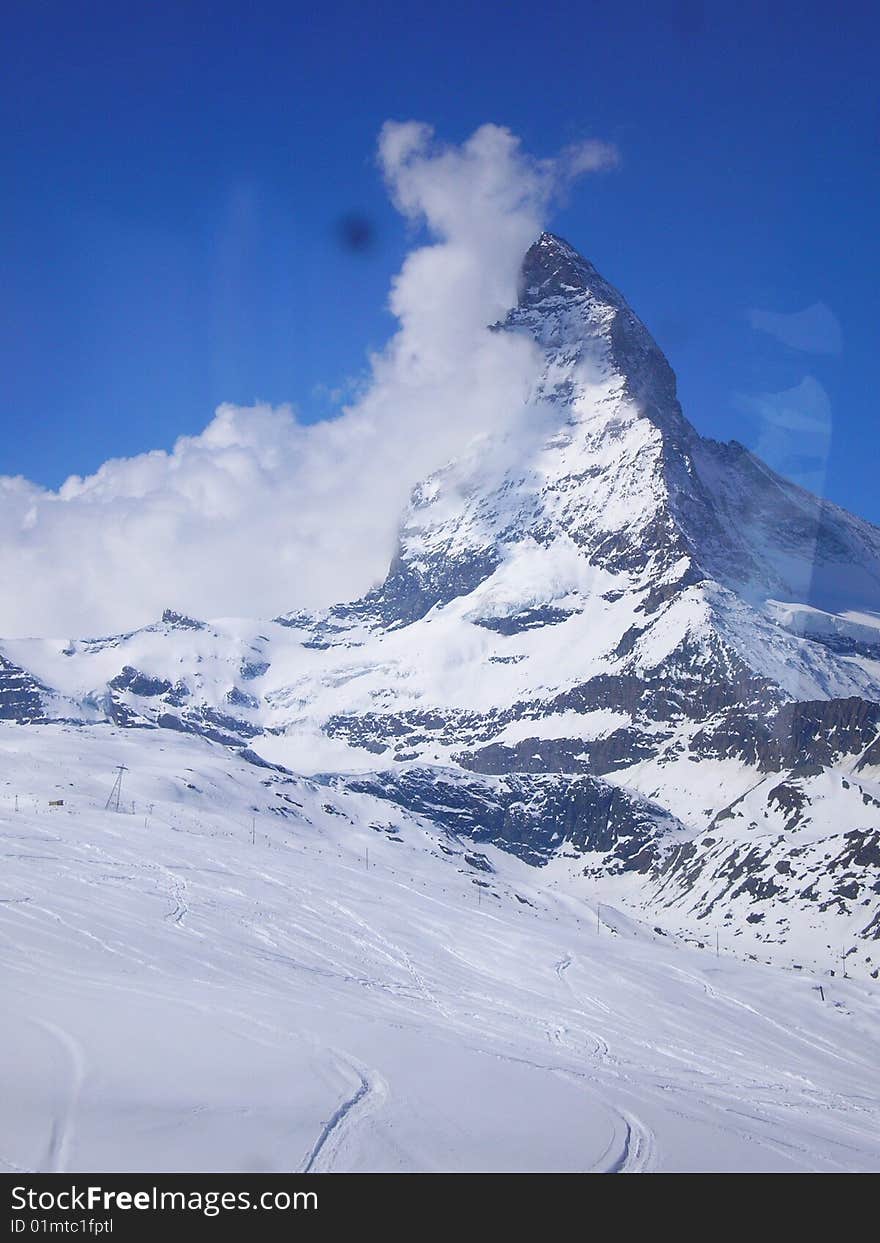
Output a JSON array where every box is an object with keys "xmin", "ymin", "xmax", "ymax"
[{"xmin": 2, "ymin": 231, "xmax": 880, "ymax": 972}]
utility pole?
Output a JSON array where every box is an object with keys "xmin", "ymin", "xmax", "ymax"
[
  {"xmin": 716, "ymin": 929, "xmax": 720, "ymax": 958},
  {"xmin": 365, "ymin": 846, "xmax": 369, "ymax": 871},
  {"xmin": 251, "ymin": 815, "xmax": 256, "ymax": 846},
  {"xmin": 104, "ymin": 765, "xmax": 127, "ymax": 813},
  {"xmin": 596, "ymin": 903, "xmax": 601, "ymax": 934}
]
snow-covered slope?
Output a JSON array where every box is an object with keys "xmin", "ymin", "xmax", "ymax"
[
  {"xmin": 2, "ymin": 723, "xmax": 879, "ymax": 1172},
  {"xmin": 2, "ymin": 233, "xmax": 880, "ymax": 976}
]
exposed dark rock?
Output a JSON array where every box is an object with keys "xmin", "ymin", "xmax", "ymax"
[
  {"xmin": 109, "ymin": 666, "xmax": 173, "ymax": 698},
  {"xmin": 335, "ymin": 767, "xmax": 676, "ymax": 871},
  {"xmin": 473, "ymin": 606, "xmax": 574, "ymax": 634},
  {"xmin": 457, "ymin": 730, "xmax": 656, "ymax": 776},
  {"xmin": 161, "ymin": 609, "xmax": 205, "ymax": 630},
  {"xmin": 0, "ymin": 655, "xmax": 47, "ymax": 722},
  {"xmin": 240, "ymin": 660, "xmax": 270, "ymax": 680},
  {"xmin": 226, "ymin": 687, "xmax": 259, "ymax": 710}
]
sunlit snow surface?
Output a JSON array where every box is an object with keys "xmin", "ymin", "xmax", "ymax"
[{"xmin": 2, "ymin": 725, "xmax": 878, "ymax": 1173}]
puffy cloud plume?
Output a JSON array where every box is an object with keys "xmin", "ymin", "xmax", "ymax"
[
  {"xmin": 0, "ymin": 123, "xmax": 618, "ymax": 639},
  {"xmin": 748, "ymin": 302, "xmax": 842, "ymax": 355}
]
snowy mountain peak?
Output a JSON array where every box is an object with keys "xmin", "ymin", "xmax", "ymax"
[
  {"xmin": 311, "ymin": 232, "xmax": 880, "ymax": 638},
  {"xmin": 509, "ymin": 232, "xmax": 679, "ymax": 415},
  {"xmin": 518, "ymin": 232, "xmax": 618, "ymax": 305},
  {"xmin": 3, "ymin": 231, "xmax": 880, "ymax": 975}
]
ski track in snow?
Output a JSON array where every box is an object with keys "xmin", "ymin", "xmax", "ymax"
[
  {"xmin": 299, "ymin": 1056, "xmax": 388, "ymax": 1173},
  {"xmin": 604, "ymin": 1112, "xmax": 657, "ymax": 1174},
  {"xmin": 33, "ymin": 1018, "xmax": 86, "ymax": 1173},
  {"xmin": 160, "ymin": 867, "xmax": 189, "ymax": 928}
]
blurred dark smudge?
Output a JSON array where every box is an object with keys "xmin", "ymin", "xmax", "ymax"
[{"xmin": 336, "ymin": 213, "xmax": 376, "ymax": 253}]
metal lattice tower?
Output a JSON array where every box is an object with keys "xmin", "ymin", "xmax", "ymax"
[{"xmin": 104, "ymin": 764, "xmax": 128, "ymax": 812}]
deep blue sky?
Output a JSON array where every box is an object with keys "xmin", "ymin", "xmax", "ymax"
[{"xmin": 3, "ymin": 1, "xmax": 878, "ymax": 521}]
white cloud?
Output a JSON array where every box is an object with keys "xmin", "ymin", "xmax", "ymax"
[
  {"xmin": 560, "ymin": 139, "xmax": 620, "ymax": 177},
  {"xmin": 0, "ymin": 122, "xmax": 618, "ymax": 639},
  {"xmin": 748, "ymin": 302, "xmax": 842, "ymax": 355}
]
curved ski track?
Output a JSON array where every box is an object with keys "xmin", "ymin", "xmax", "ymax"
[{"xmin": 299, "ymin": 1056, "xmax": 388, "ymax": 1173}]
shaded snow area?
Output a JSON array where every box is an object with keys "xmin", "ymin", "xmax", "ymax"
[{"xmin": 1, "ymin": 724, "xmax": 878, "ymax": 1173}]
